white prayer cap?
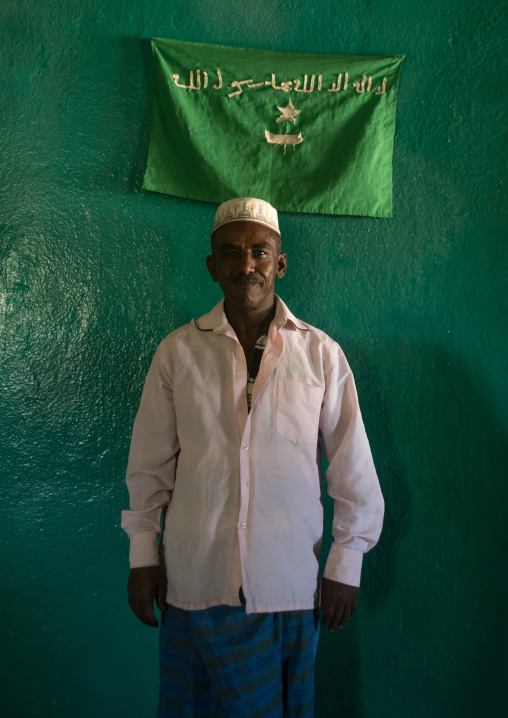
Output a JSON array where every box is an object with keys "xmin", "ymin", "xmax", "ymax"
[{"xmin": 212, "ymin": 197, "xmax": 280, "ymax": 236}]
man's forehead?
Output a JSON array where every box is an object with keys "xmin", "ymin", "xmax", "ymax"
[
  {"xmin": 212, "ymin": 221, "xmax": 280, "ymax": 247},
  {"xmin": 217, "ymin": 241, "xmax": 276, "ymax": 253}
]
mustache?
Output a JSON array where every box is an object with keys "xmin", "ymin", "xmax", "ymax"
[{"xmin": 230, "ymin": 275, "xmax": 263, "ymax": 286}]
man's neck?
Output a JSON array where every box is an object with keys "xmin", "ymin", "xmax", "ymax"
[{"xmin": 224, "ymin": 299, "xmax": 276, "ymax": 343}]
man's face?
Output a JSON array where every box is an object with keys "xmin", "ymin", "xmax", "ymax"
[{"xmin": 206, "ymin": 221, "xmax": 287, "ymax": 313}]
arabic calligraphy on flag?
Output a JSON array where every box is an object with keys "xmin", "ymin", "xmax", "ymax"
[{"xmin": 143, "ymin": 38, "xmax": 404, "ymax": 218}]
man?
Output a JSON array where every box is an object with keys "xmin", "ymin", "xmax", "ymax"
[{"xmin": 121, "ymin": 197, "xmax": 384, "ymax": 718}]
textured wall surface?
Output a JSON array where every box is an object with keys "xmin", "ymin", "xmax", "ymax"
[{"xmin": 1, "ymin": 1, "xmax": 506, "ymax": 716}]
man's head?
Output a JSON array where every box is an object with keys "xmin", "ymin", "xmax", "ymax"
[{"xmin": 207, "ymin": 198, "xmax": 287, "ymax": 314}]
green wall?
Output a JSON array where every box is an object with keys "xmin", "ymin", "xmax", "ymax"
[{"xmin": 1, "ymin": 1, "xmax": 506, "ymax": 716}]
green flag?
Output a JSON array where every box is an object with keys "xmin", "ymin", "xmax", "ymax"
[{"xmin": 143, "ymin": 38, "xmax": 404, "ymax": 218}]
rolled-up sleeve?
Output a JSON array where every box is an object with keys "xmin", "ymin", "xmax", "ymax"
[
  {"xmin": 121, "ymin": 346, "xmax": 180, "ymax": 568},
  {"xmin": 319, "ymin": 347, "xmax": 384, "ymax": 587}
]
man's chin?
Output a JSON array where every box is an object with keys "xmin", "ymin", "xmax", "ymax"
[
  {"xmin": 225, "ymin": 289, "xmax": 267, "ymax": 311},
  {"xmin": 227, "ymin": 284, "xmax": 260, "ymax": 303},
  {"xmin": 232, "ymin": 294, "xmax": 257, "ymax": 309}
]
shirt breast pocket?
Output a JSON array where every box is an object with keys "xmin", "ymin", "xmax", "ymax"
[{"xmin": 277, "ymin": 378, "xmax": 324, "ymax": 447}]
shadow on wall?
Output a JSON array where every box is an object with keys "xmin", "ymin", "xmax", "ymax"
[
  {"xmin": 315, "ymin": 334, "xmax": 410, "ymax": 718},
  {"xmin": 127, "ymin": 38, "xmax": 155, "ymax": 194},
  {"xmin": 314, "ymin": 337, "xmax": 507, "ymax": 718},
  {"xmin": 93, "ymin": 38, "xmax": 154, "ymax": 195}
]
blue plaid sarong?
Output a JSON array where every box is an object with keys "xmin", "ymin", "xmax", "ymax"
[{"xmin": 157, "ymin": 602, "xmax": 320, "ymax": 718}]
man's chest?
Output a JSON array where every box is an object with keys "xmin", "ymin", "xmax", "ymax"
[{"xmin": 170, "ymin": 334, "xmax": 327, "ymax": 412}]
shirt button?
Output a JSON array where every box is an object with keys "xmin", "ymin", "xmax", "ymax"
[
  {"xmin": 240, "ymin": 522, "xmax": 247, "ymax": 529},
  {"xmin": 243, "ymin": 444, "xmax": 249, "ymax": 450}
]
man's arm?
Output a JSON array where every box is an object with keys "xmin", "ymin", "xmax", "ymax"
[
  {"xmin": 121, "ymin": 345, "xmax": 180, "ymax": 627},
  {"xmin": 319, "ymin": 345, "xmax": 384, "ymax": 630}
]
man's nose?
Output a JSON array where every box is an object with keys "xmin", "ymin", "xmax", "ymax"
[{"xmin": 237, "ymin": 252, "xmax": 256, "ymax": 273}]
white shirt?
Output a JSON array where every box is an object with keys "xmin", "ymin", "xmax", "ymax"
[{"xmin": 121, "ymin": 296, "xmax": 384, "ymax": 614}]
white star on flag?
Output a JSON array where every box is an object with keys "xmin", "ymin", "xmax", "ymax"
[{"xmin": 276, "ymin": 99, "xmax": 301, "ymax": 125}]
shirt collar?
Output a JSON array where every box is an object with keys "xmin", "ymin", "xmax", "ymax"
[{"xmin": 193, "ymin": 294, "xmax": 309, "ymax": 334}]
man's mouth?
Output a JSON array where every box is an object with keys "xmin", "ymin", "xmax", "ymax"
[{"xmin": 231, "ymin": 277, "xmax": 262, "ymax": 287}]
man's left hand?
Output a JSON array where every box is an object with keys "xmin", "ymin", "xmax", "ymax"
[{"xmin": 320, "ymin": 578, "xmax": 359, "ymax": 631}]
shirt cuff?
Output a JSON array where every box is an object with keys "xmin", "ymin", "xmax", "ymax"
[
  {"xmin": 323, "ymin": 544, "xmax": 363, "ymax": 587},
  {"xmin": 129, "ymin": 532, "xmax": 160, "ymax": 569}
]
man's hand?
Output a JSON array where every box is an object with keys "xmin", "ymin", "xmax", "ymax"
[
  {"xmin": 320, "ymin": 577, "xmax": 359, "ymax": 631},
  {"xmin": 127, "ymin": 565, "xmax": 167, "ymax": 628}
]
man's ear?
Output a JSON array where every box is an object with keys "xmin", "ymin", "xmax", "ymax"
[
  {"xmin": 276, "ymin": 253, "xmax": 288, "ymax": 279},
  {"xmin": 206, "ymin": 254, "xmax": 218, "ymax": 282}
]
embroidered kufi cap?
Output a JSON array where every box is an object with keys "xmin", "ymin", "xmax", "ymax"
[{"xmin": 212, "ymin": 197, "xmax": 280, "ymax": 236}]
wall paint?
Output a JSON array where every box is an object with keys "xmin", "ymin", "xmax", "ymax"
[{"xmin": 1, "ymin": 1, "xmax": 506, "ymax": 716}]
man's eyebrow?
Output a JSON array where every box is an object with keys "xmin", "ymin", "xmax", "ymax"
[{"xmin": 219, "ymin": 242, "xmax": 272, "ymax": 251}]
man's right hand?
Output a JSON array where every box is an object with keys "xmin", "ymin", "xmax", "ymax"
[{"xmin": 127, "ymin": 565, "xmax": 167, "ymax": 628}]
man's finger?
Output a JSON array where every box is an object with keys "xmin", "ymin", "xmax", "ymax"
[
  {"xmin": 320, "ymin": 597, "xmax": 334, "ymax": 626},
  {"xmin": 329, "ymin": 603, "xmax": 345, "ymax": 631},
  {"xmin": 127, "ymin": 566, "xmax": 167, "ymax": 627},
  {"xmin": 157, "ymin": 583, "xmax": 167, "ymax": 612},
  {"xmin": 136, "ymin": 604, "xmax": 159, "ymax": 628},
  {"xmin": 321, "ymin": 610, "xmax": 332, "ymax": 626},
  {"xmin": 337, "ymin": 605, "xmax": 351, "ymax": 629},
  {"xmin": 129, "ymin": 595, "xmax": 159, "ymax": 628}
]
